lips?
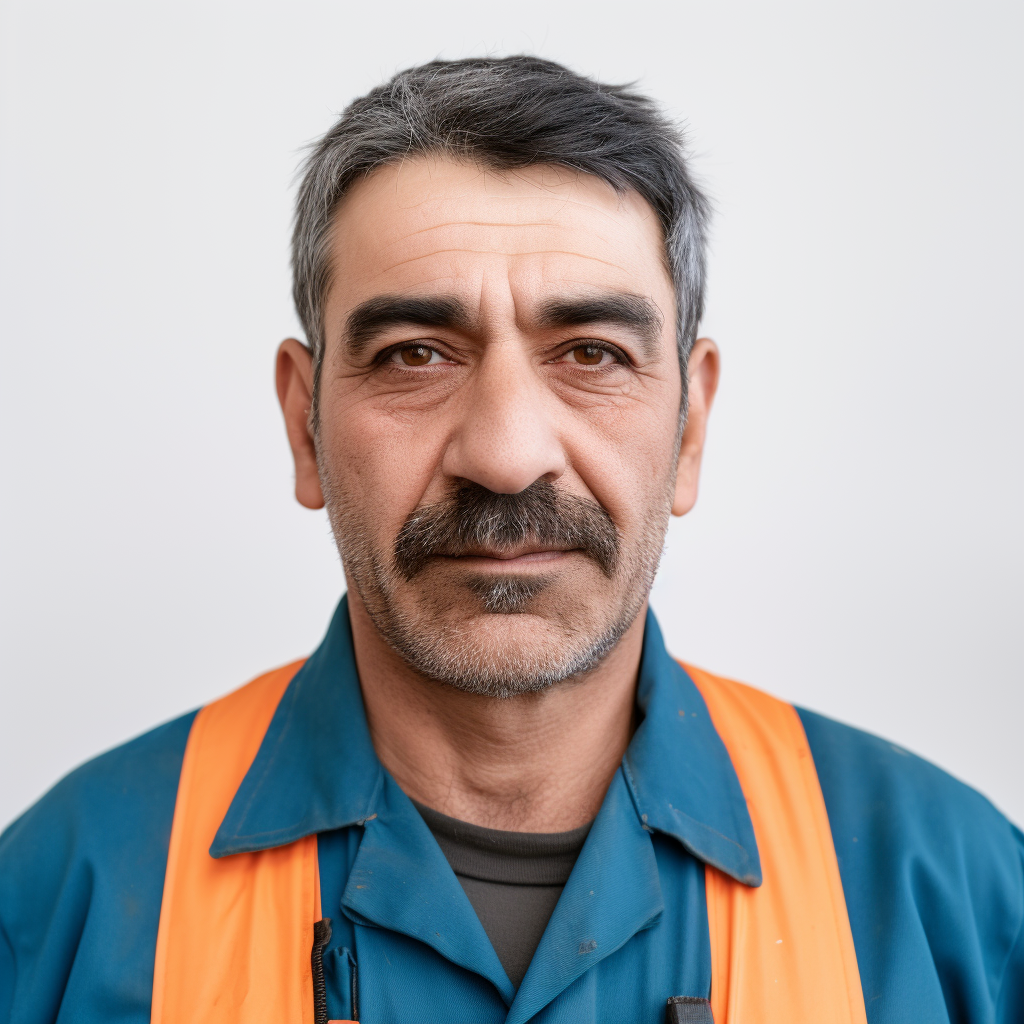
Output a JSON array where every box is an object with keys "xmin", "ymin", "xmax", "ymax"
[{"xmin": 450, "ymin": 546, "xmax": 576, "ymax": 562}]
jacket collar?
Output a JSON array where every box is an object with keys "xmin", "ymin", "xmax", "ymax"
[
  {"xmin": 210, "ymin": 599, "xmax": 382, "ymax": 857},
  {"xmin": 211, "ymin": 597, "xmax": 761, "ymax": 886},
  {"xmin": 623, "ymin": 613, "xmax": 761, "ymax": 885}
]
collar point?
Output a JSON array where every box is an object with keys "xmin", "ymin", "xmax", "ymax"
[{"xmin": 208, "ymin": 832, "xmax": 250, "ymax": 859}]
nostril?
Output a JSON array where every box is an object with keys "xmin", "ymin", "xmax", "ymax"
[{"xmin": 440, "ymin": 424, "xmax": 567, "ymax": 497}]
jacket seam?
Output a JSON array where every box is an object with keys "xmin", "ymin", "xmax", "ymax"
[{"xmin": 991, "ymin": 843, "xmax": 1024, "ymax": 1015}]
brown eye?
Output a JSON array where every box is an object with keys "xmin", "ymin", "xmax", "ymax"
[
  {"xmin": 400, "ymin": 345, "xmax": 434, "ymax": 366},
  {"xmin": 573, "ymin": 345, "xmax": 606, "ymax": 365}
]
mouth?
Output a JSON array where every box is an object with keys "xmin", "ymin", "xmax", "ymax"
[{"xmin": 441, "ymin": 546, "xmax": 578, "ymax": 570}]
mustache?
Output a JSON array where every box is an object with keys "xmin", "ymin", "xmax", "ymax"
[{"xmin": 393, "ymin": 480, "xmax": 620, "ymax": 580}]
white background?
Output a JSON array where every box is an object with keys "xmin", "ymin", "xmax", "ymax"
[{"xmin": 1, "ymin": 0, "xmax": 1021, "ymax": 830}]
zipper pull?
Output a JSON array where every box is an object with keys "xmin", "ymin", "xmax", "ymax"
[
  {"xmin": 311, "ymin": 918, "xmax": 333, "ymax": 1024},
  {"xmin": 666, "ymin": 995, "xmax": 714, "ymax": 1023}
]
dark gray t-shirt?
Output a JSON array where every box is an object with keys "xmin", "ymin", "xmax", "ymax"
[{"xmin": 414, "ymin": 802, "xmax": 592, "ymax": 988}]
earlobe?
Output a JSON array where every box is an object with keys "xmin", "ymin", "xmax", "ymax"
[
  {"xmin": 275, "ymin": 338, "xmax": 325, "ymax": 510},
  {"xmin": 672, "ymin": 337, "xmax": 720, "ymax": 517}
]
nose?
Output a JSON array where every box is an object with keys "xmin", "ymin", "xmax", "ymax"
[{"xmin": 441, "ymin": 345, "xmax": 566, "ymax": 494}]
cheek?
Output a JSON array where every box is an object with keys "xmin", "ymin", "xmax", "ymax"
[
  {"xmin": 319, "ymin": 394, "xmax": 448, "ymax": 535},
  {"xmin": 568, "ymin": 400, "xmax": 679, "ymax": 538}
]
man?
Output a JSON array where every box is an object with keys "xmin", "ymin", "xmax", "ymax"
[{"xmin": 0, "ymin": 55, "xmax": 1021, "ymax": 1024}]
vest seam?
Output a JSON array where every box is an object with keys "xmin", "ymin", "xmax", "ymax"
[{"xmin": 787, "ymin": 701, "xmax": 864, "ymax": 1023}]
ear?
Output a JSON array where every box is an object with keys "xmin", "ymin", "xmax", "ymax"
[
  {"xmin": 672, "ymin": 337, "xmax": 720, "ymax": 517},
  {"xmin": 275, "ymin": 338, "xmax": 324, "ymax": 510}
]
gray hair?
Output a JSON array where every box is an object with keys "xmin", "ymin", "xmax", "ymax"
[{"xmin": 292, "ymin": 56, "xmax": 711, "ymax": 422}]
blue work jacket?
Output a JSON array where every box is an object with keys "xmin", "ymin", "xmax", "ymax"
[{"xmin": 1, "ymin": 597, "xmax": 1022, "ymax": 1022}]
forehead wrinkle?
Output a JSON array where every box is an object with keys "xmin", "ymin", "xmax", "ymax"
[
  {"xmin": 342, "ymin": 157, "xmax": 665, "ymax": 251},
  {"xmin": 386, "ymin": 218, "xmax": 647, "ymax": 261},
  {"xmin": 452, "ymin": 195, "xmax": 651, "ymax": 230},
  {"xmin": 400, "ymin": 221, "xmax": 564, "ymax": 238},
  {"xmin": 374, "ymin": 217, "xmax": 639, "ymax": 265},
  {"xmin": 383, "ymin": 189, "xmax": 650, "ymax": 224},
  {"xmin": 372, "ymin": 248, "xmax": 630, "ymax": 276}
]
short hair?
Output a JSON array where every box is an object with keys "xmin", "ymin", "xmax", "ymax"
[{"xmin": 292, "ymin": 55, "xmax": 710, "ymax": 421}]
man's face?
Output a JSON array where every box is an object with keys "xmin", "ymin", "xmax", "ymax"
[{"xmin": 308, "ymin": 157, "xmax": 685, "ymax": 696}]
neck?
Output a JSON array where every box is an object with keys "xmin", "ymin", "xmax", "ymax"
[{"xmin": 347, "ymin": 592, "xmax": 645, "ymax": 832}]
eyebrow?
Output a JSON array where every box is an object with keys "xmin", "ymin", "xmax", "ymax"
[
  {"xmin": 534, "ymin": 294, "xmax": 665, "ymax": 358},
  {"xmin": 342, "ymin": 290, "xmax": 666, "ymax": 359},
  {"xmin": 344, "ymin": 295, "xmax": 473, "ymax": 357}
]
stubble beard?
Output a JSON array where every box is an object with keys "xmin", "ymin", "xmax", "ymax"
[{"xmin": 317, "ymin": 455, "xmax": 675, "ymax": 700}]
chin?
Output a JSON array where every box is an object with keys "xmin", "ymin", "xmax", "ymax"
[{"xmin": 371, "ymin": 585, "xmax": 641, "ymax": 699}]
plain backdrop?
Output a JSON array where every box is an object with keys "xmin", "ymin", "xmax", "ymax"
[{"xmin": 1, "ymin": 0, "xmax": 1021, "ymax": 831}]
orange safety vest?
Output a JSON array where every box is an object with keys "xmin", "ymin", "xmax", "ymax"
[{"xmin": 151, "ymin": 660, "xmax": 868, "ymax": 1024}]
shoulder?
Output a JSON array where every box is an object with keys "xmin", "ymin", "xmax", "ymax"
[
  {"xmin": 796, "ymin": 705, "xmax": 1020, "ymax": 877},
  {"xmin": 796, "ymin": 706, "xmax": 1024, "ymax": 1021},
  {"xmin": 1, "ymin": 708, "xmax": 198, "ymax": 870},
  {"xmin": 0, "ymin": 709, "xmax": 198, "ymax": 1024}
]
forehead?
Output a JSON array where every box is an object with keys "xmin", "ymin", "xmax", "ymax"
[{"xmin": 326, "ymin": 156, "xmax": 673, "ymax": 314}]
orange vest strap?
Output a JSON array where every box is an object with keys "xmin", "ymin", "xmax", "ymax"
[
  {"xmin": 685, "ymin": 663, "xmax": 867, "ymax": 1024},
  {"xmin": 151, "ymin": 660, "xmax": 329, "ymax": 1024},
  {"xmin": 153, "ymin": 654, "xmax": 864, "ymax": 1023}
]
